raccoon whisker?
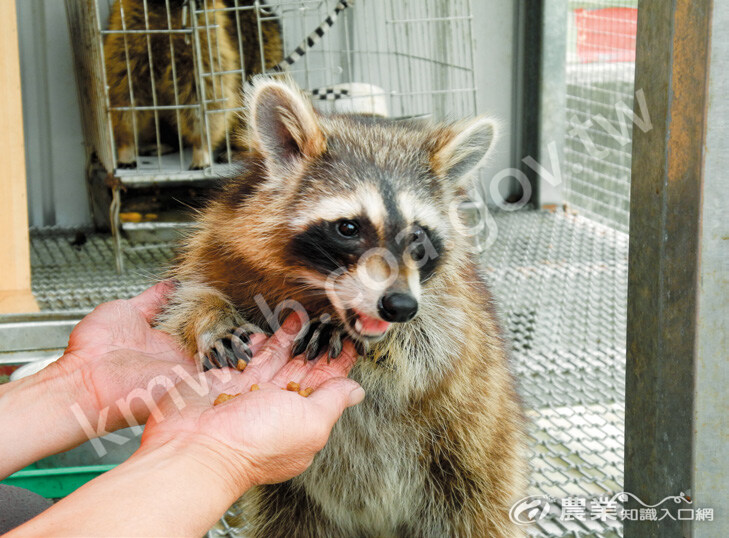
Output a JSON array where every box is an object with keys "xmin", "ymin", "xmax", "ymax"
[
  {"xmin": 129, "ymin": 269, "xmax": 167, "ymax": 285},
  {"xmin": 171, "ymin": 196, "xmax": 204, "ymax": 217}
]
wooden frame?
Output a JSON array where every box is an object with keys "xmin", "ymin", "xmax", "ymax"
[
  {"xmin": 625, "ymin": 0, "xmax": 722, "ymax": 536},
  {"xmin": 0, "ymin": 1, "xmax": 38, "ymax": 313}
]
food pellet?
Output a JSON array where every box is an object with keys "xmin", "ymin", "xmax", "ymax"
[
  {"xmin": 213, "ymin": 392, "xmax": 240, "ymax": 406},
  {"xmin": 236, "ymin": 359, "xmax": 247, "ymax": 371},
  {"xmin": 286, "ymin": 381, "xmax": 300, "ymax": 392},
  {"xmin": 298, "ymin": 387, "xmax": 314, "ymax": 398},
  {"xmin": 250, "ymin": 384, "xmax": 260, "ymax": 391}
]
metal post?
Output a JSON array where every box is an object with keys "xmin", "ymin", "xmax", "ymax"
[
  {"xmin": 513, "ymin": 0, "xmax": 541, "ymax": 204},
  {"xmin": 514, "ymin": 0, "xmax": 566, "ymax": 209},
  {"xmin": 625, "ymin": 1, "xmax": 716, "ymax": 537},
  {"xmin": 691, "ymin": 1, "xmax": 729, "ymax": 535},
  {"xmin": 536, "ymin": 0, "xmax": 566, "ymax": 208}
]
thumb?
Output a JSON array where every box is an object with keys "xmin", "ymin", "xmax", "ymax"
[
  {"xmin": 129, "ymin": 280, "xmax": 176, "ymax": 322},
  {"xmin": 308, "ymin": 377, "xmax": 365, "ymax": 428}
]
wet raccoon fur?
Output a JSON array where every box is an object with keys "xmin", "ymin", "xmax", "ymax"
[
  {"xmin": 104, "ymin": 0, "xmax": 282, "ymax": 169},
  {"xmin": 157, "ymin": 76, "xmax": 527, "ymax": 537}
]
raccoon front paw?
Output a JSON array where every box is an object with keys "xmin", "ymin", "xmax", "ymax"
[
  {"xmin": 201, "ymin": 327, "xmax": 255, "ymax": 372},
  {"xmin": 292, "ymin": 314, "xmax": 349, "ymax": 361},
  {"xmin": 190, "ymin": 147, "xmax": 211, "ymax": 170},
  {"xmin": 118, "ymin": 161, "xmax": 137, "ymax": 169}
]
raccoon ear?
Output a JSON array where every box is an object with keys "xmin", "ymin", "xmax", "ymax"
[
  {"xmin": 246, "ymin": 77, "xmax": 326, "ymax": 177},
  {"xmin": 430, "ymin": 117, "xmax": 497, "ymax": 187}
]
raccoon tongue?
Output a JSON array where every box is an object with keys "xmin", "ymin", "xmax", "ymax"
[{"xmin": 354, "ymin": 313, "xmax": 391, "ymax": 336}]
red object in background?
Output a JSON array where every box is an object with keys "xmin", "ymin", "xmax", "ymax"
[
  {"xmin": 575, "ymin": 7, "xmax": 637, "ymax": 63},
  {"xmin": 0, "ymin": 365, "xmax": 19, "ymax": 378}
]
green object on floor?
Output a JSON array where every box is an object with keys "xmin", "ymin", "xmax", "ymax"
[{"xmin": 1, "ymin": 464, "xmax": 115, "ymax": 498}]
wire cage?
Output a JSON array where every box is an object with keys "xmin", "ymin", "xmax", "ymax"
[
  {"xmin": 563, "ymin": 0, "xmax": 638, "ymax": 233},
  {"xmin": 64, "ymin": 0, "xmax": 479, "ymax": 270}
]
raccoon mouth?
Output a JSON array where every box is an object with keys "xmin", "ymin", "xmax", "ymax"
[{"xmin": 346, "ymin": 309, "xmax": 391, "ymax": 340}]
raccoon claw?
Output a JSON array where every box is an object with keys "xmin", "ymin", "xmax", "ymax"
[
  {"xmin": 201, "ymin": 330, "xmax": 253, "ymax": 372},
  {"xmin": 293, "ymin": 315, "xmax": 346, "ymax": 361},
  {"xmin": 118, "ymin": 161, "xmax": 137, "ymax": 169},
  {"xmin": 327, "ymin": 333, "xmax": 343, "ymax": 360},
  {"xmin": 189, "ymin": 163, "xmax": 208, "ymax": 171}
]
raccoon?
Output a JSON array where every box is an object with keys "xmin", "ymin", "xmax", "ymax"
[
  {"xmin": 103, "ymin": 0, "xmax": 282, "ymax": 169},
  {"xmin": 157, "ymin": 77, "xmax": 527, "ymax": 537}
]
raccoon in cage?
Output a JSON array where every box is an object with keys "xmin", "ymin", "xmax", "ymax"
[{"xmin": 103, "ymin": 0, "xmax": 282, "ymax": 170}]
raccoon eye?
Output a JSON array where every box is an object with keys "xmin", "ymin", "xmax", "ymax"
[
  {"xmin": 410, "ymin": 228, "xmax": 425, "ymax": 243},
  {"xmin": 336, "ymin": 220, "xmax": 360, "ymax": 238}
]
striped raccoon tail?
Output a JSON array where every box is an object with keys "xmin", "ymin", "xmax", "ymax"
[{"xmin": 270, "ymin": 0, "xmax": 354, "ymax": 72}]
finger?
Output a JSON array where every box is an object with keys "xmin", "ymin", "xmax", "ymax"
[
  {"xmin": 271, "ymin": 340, "xmax": 358, "ymax": 390},
  {"xmin": 247, "ymin": 312, "xmax": 305, "ymax": 379},
  {"xmin": 270, "ymin": 356, "xmax": 314, "ymax": 388},
  {"xmin": 207, "ymin": 369, "xmax": 279, "ymax": 397},
  {"xmin": 299, "ymin": 341, "xmax": 358, "ymax": 389},
  {"xmin": 129, "ymin": 280, "xmax": 176, "ymax": 323},
  {"xmin": 307, "ymin": 377, "xmax": 365, "ymax": 428},
  {"xmin": 248, "ymin": 333, "xmax": 268, "ymax": 356}
]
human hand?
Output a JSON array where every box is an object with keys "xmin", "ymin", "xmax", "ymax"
[
  {"xmin": 4, "ymin": 314, "xmax": 362, "ymax": 537},
  {"xmin": 49, "ymin": 281, "xmax": 194, "ymax": 433},
  {"xmin": 0, "ymin": 281, "xmax": 198, "ymax": 478},
  {"xmin": 140, "ymin": 312, "xmax": 364, "ymax": 491}
]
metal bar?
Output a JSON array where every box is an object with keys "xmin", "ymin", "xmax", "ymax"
[
  {"xmin": 464, "ymin": 0, "xmax": 478, "ymax": 119},
  {"xmin": 200, "ymin": 0, "xmax": 216, "ymax": 168},
  {"xmin": 100, "ymin": 27, "xmax": 212, "ymax": 35},
  {"xmin": 191, "ymin": 0, "xmax": 210, "ymax": 170},
  {"xmin": 0, "ymin": 317, "xmax": 78, "ymax": 353},
  {"xmin": 118, "ymin": 0, "xmax": 141, "ymax": 170},
  {"xmin": 141, "ymin": 0, "xmax": 164, "ymax": 170},
  {"xmin": 231, "ymin": 0, "xmax": 247, "ymax": 92},
  {"xmin": 94, "ymin": 0, "xmax": 120, "ymax": 172},
  {"xmin": 0, "ymin": 350, "xmax": 66, "ymax": 366},
  {"xmin": 537, "ymin": 0, "xmax": 567, "ymax": 208},
  {"xmin": 163, "ymin": 0, "xmax": 186, "ymax": 171},
  {"xmin": 109, "ymin": 100, "xmax": 227, "ymax": 111},
  {"xmin": 691, "ymin": 1, "xmax": 729, "ymax": 535},
  {"xmin": 625, "ymin": 1, "xmax": 712, "ymax": 536},
  {"xmin": 514, "ymin": 0, "xmax": 541, "ymax": 206},
  {"xmin": 115, "ymin": 165, "xmax": 234, "ymax": 185},
  {"xmin": 385, "ymin": 16, "xmax": 473, "ymax": 24}
]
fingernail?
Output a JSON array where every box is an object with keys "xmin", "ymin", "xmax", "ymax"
[{"xmin": 348, "ymin": 386, "xmax": 366, "ymax": 406}]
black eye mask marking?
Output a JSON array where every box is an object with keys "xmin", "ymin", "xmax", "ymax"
[
  {"xmin": 288, "ymin": 217, "xmax": 377, "ymax": 274},
  {"xmin": 402, "ymin": 225, "xmax": 444, "ymax": 282}
]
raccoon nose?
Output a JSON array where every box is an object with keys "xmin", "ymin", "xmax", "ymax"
[{"xmin": 378, "ymin": 293, "xmax": 418, "ymax": 323}]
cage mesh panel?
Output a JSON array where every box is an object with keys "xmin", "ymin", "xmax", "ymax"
[
  {"xmin": 563, "ymin": 0, "xmax": 638, "ymax": 233},
  {"xmin": 81, "ymin": 0, "xmax": 477, "ymax": 177},
  {"xmin": 29, "ymin": 211, "xmax": 627, "ymax": 537}
]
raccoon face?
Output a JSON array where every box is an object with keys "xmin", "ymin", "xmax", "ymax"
[{"xmin": 244, "ymin": 76, "xmax": 496, "ymax": 343}]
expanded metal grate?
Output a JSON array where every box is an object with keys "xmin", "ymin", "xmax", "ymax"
[
  {"xmin": 28, "ymin": 209, "xmax": 627, "ymax": 537},
  {"xmin": 484, "ymin": 210, "xmax": 627, "ymax": 537},
  {"xmin": 29, "ymin": 228, "xmax": 176, "ymax": 312}
]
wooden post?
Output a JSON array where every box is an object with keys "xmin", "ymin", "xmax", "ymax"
[
  {"xmin": 0, "ymin": 0, "xmax": 39, "ymax": 313},
  {"xmin": 625, "ymin": 0, "xmax": 712, "ymax": 536}
]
